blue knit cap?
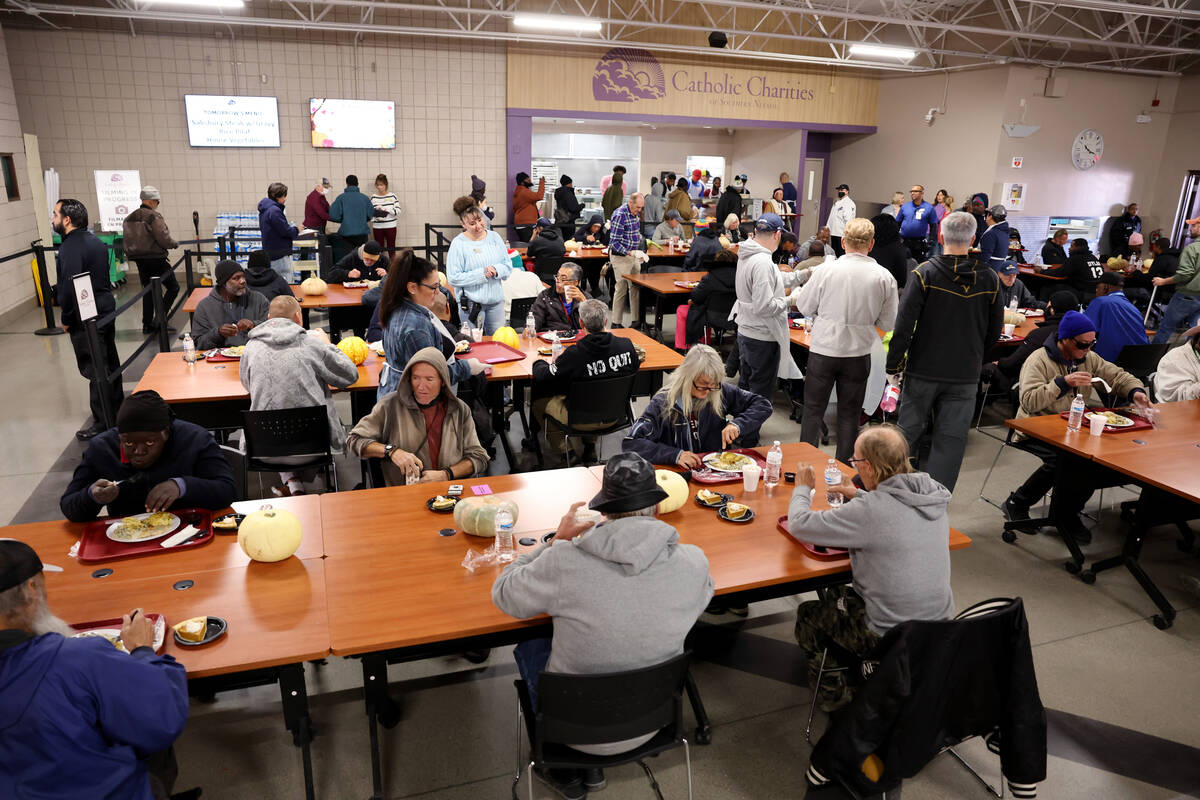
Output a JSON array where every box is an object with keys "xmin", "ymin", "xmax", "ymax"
[{"xmin": 1057, "ymin": 310, "xmax": 1095, "ymax": 340}]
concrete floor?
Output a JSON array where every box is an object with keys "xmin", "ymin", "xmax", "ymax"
[{"xmin": 4, "ymin": 283, "xmax": 1200, "ymax": 799}]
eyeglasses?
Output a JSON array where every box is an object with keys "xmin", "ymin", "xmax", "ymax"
[
  {"xmin": 419, "ymin": 280, "xmax": 441, "ymax": 291},
  {"xmin": 1071, "ymin": 337, "xmax": 1097, "ymax": 350},
  {"xmin": 846, "ymin": 457, "xmax": 867, "ymax": 467},
  {"xmin": 555, "ymin": 276, "xmax": 577, "ymax": 284},
  {"xmin": 692, "ymin": 381, "xmax": 721, "ymax": 393}
]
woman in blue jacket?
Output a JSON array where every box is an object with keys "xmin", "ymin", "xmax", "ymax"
[
  {"xmin": 258, "ymin": 182, "xmax": 298, "ymax": 282},
  {"xmin": 377, "ymin": 250, "xmax": 482, "ymax": 399},
  {"xmin": 447, "ymin": 196, "xmax": 512, "ymax": 334},
  {"xmin": 623, "ymin": 345, "xmax": 773, "ymax": 467}
]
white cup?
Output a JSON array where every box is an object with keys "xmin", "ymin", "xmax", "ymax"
[
  {"xmin": 471, "ymin": 328, "xmax": 483, "ymax": 343},
  {"xmin": 575, "ymin": 508, "xmax": 602, "ymax": 525},
  {"xmin": 742, "ymin": 463, "xmax": 761, "ymax": 492},
  {"xmin": 1003, "ymin": 322, "xmax": 1016, "ymax": 337},
  {"xmin": 1088, "ymin": 413, "xmax": 1105, "ymax": 437}
]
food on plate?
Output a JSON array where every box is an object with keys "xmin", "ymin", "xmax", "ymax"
[
  {"xmin": 337, "ymin": 335, "xmax": 369, "ymax": 365},
  {"xmin": 173, "ymin": 617, "xmax": 207, "ymax": 643},
  {"xmin": 455, "ymin": 340, "xmax": 471, "ymax": 354},
  {"xmin": 454, "ymin": 496, "xmax": 520, "ymax": 537},
  {"xmin": 537, "ymin": 347, "xmax": 553, "ymax": 356},
  {"xmin": 704, "ymin": 451, "xmax": 753, "ymax": 471},
  {"xmin": 654, "ymin": 470, "xmax": 689, "ymax": 513},
  {"xmin": 212, "ymin": 515, "xmax": 239, "ymax": 530},
  {"xmin": 237, "ymin": 506, "xmax": 303, "ymax": 562},
  {"xmin": 724, "ymin": 502, "xmax": 750, "ymax": 520},
  {"xmin": 300, "ymin": 276, "xmax": 328, "ymax": 296},
  {"xmin": 491, "ymin": 326, "xmax": 521, "ymax": 348},
  {"xmin": 696, "ymin": 489, "xmax": 723, "ymax": 505},
  {"xmin": 74, "ymin": 630, "xmax": 128, "ymax": 652},
  {"xmin": 145, "ymin": 511, "xmax": 175, "ymax": 528},
  {"xmin": 220, "ymin": 345, "xmax": 245, "ymax": 357},
  {"xmin": 431, "ymin": 495, "xmax": 457, "ymax": 511},
  {"xmin": 110, "ymin": 512, "xmax": 177, "ymax": 541},
  {"xmin": 1100, "ymin": 411, "xmax": 1133, "ymax": 427}
]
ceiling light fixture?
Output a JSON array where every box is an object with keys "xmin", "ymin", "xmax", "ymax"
[
  {"xmin": 848, "ymin": 43, "xmax": 916, "ymax": 61},
  {"xmin": 139, "ymin": 0, "xmax": 246, "ymax": 8},
  {"xmin": 513, "ymin": 14, "xmax": 602, "ymax": 33}
]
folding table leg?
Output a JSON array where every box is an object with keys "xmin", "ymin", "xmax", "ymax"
[
  {"xmin": 683, "ymin": 669, "xmax": 713, "ymax": 745},
  {"xmin": 277, "ymin": 663, "xmax": 317, "ymax": 800},
  {"xmin": 1082, "ymin": 520, "xmax": 1177, "ymax": 630},
  {"xmin": 361, "ymin": 654, "xmax": 401, "ymax": 800}
]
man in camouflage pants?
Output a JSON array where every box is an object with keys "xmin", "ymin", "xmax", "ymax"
[{"xmin": 795, "ymin": 586, "xmax": 880, "ymax": 711}]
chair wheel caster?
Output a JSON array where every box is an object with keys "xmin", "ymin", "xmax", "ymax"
[
  {"xmin": 695, "ymin": 724, "xmax": 713, "ymax": 745},
  {"xmin": 1080, "ymin": 571, "xmax": 1096, "ymax": 585},
  {"xmin": 1001, "ymin": 530, "xmax": 1017, "ymax": 544},
  {"xmin": 1153, "ymin": 615, "xmax": 1172, "ymax": 630},
  {"xmin": 1064, "ymin": 561, "xmax": 1081, "ymax": 574}
]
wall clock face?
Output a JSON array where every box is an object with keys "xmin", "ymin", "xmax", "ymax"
[{"xmin": 1072, "ymin": 129, "xmax": 1104, "ymax": 170}]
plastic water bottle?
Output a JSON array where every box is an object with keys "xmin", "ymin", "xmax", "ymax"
[
  {"xmin": 524, "ymin": 312, "xmax": 536, "ymax": 340},
  {"xmin": 460, "ymin": 320, "xmax": 471, "ymax": 341},
  {"xmin": 182, "ymin": 333, "xmax": 196, "ymax": 365},
  {"xmin": 494, "ymin": 508, "xmax": 515, "ymax": 563},
  {"xmin": 880, "ymin": 383, "xmax": 900, "ymax": 413},
  {"xmin": 551, "ymin": 333, "xmax": 564, "ymax": 361},
  {"xmin": 1008, "ymin": 295, "xmax": 1019, "ymax": 312},
  {"xmin": 825, "ymin": 459, "xmax": 843, "ymax": 508},
  {"xmin": 1067, "ymin": 394, "xmax": 1086, "ymax": 432},
  {"xmin": 764, "ymin": 441, "xmax": 783, "ymax": 488}
]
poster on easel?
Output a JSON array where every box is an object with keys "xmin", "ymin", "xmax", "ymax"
[{"xmin": 93, "ymin": 169, "xmax": 141, "ymax": 232}]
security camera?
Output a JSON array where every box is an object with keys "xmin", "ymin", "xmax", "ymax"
[
  {"xmin": 923, "ymin": 108, "xmax": 938, "ymax": 124},
  {"xmin": 726, "ymin": 127, "xmax": 734, "ymax": 135}
]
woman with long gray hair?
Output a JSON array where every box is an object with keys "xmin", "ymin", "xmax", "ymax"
[{"xmin": 622, "ymin": 344, "xmax": 772, "ymax": 468}]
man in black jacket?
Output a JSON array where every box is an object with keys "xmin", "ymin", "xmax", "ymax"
[
  {"xmin": 1039, "ymin": 238, "xmax": 1103, "ymax": 302},
  {"xmin": 887, "ymin": 211, "xmax": 1004, "ymax": 491},
  {"xmin": 54, "ymin": 198, "xmax": 123, "ymax": 440},
  {"xmin": 243, "ymin": 249, "xmax": 292, "ymax": 303},
  {"xmin": 1107, "ymin": 202, "xmax": 1141, "ymax": 258},
  {"xmin": 981, "ymin": 290, "xmax": 1078, "ymax": 395},
  {"xmin": 531, "ymin": 299, "xmax": 639, "ymax": 461},
  {"xmin": 526, "ymin": 217, "xmax": 566, "ymax": 264},
  {"xmin": 553, "ymin": 175, "xmax": 582, "ymax": 241},
  {"xmin": 531, "ymin": 262, "xmax": 590, "ymax": 332},
  {"xmin": 1040, "ymin": 229, "xmax": 1068, "ymax": 265},
  {"xmin": 60, "ymin": 390, "xmax": 237, "ymax": 522},
  {"xmin": 1125, "ymin": 236, "xmax": 1178, "ymax": 305},
  {"xmin": 324, "ymin": 240, "xmax": 389, "ymax": 283}
]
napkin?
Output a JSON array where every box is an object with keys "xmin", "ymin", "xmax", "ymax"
[{"xmin": 160, "ymin": 525, "xmax": 201, "ymax": 549}]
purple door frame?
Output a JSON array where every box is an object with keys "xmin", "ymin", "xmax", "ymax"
[{"xmin": 506, "ymin": 107, "xmax": 873, "ymax": 238}]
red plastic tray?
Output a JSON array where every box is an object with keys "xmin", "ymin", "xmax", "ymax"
[
  {"xmin": 71, "ymin": 613, "xmax": 167, "ymax": 652},
  {"xmin": 776, "ymin": 516, "xmax": 849, "ymax": 559},
  {"xmin": 203, "ymin": 352, "xmax": 241, "ymax": 363},
  {"xmin": 1057, "ymin": 408, "xmax": 1153, "ymax": 434},
  {"xmin": 688, "ymin": 449, "xmax": 769, "ymax": 485},
  {"xmin": 462, "ymin": 340, "xmax": 527, "ymax": 364},
  {"xmin": 77, "ymin": 508, "xmax": 215, "ymax": 563}
]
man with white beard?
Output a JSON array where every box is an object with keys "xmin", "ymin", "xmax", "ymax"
[{"xmin": 0, "ymin": 540, "xmax": 191, "ymax": 799}]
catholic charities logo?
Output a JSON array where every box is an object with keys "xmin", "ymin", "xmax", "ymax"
[{"xmin": 593, "ymin": 48, "xmax": 666, "ymax": 103}]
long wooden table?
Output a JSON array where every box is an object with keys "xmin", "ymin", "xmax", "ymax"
[
  {"xmin": 1018, "ymin": 264, "xmax": 1066, "ymax": 281},
  {"xmin": 320, "ymin": 441, "xmax": 970, "ymax": 797},
  {"xmin": 1005, "ymin": 399, "xmax": 1200, "ymax": 628},
  {"xmin": 181, "ymin": 283, "xmax": 372, "ymax": 313},
  {"xmin": 624, "ymin": 270, "xmax": 707, "ymax": 334},
  {"xmin": 14, "ymin": 494, "xmax": 328, "ymax": 798}
]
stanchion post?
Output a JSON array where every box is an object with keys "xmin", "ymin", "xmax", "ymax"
[
  {"xmin": 218, "ymin": 234, "xmax": 227, "ymax": 260},
  {"xmin": 83, "ymin": 317, "xmax": 116, "ymax": 430},
  {"xmin": 184, "ymin": 250, "xmax": 195, "ymax": 293},
  {"xmin": 32, "ymin": 241, "xmax": 65, "ymax": 336},
  {"xmin": 150, "ymin": 275, "xmax": 171, "ymax": 352}
]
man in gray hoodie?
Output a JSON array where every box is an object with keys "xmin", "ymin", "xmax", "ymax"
[
  {"xmin": 492, "ymin": 452, "xmax": 713, "ymax": 800},
  {"xmin": 240, "ymin": 295, "xmax": 360, "ymax": 495},
  {"xmin": 191, "ymin": 260, "xmax": 270, "ymax": 350},
  {"xmin": 787, "ymin": 425, "xmax": 954, "ymax": 710}
]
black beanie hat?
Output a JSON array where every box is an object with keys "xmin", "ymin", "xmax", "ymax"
[
  {"xmin": 214, "ymin": 259, "xmax": 244, "ymax": 287},
  {"xmin": 116, "ymin": 390, "xmax": 172, "ymax": 433}
]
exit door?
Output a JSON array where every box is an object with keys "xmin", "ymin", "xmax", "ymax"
[{"xmin": 797, "ymin": 157, "xmax": 824, "ymax": 241}]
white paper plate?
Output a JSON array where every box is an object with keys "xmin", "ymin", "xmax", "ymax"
[{"xmin": 105, "ymin": 512, "xmax": 181, "ymax": 543}]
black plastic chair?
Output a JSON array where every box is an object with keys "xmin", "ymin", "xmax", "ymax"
[
  {"xmin": 513, "ymin": 651, "xmax": 694, "ymax": 800},
  {"xmin": 1114, "ymin": 343, "xmax": 1168, "ymax": 385},
  {"xmin": 509, "ymin": 296, "xmax": 537, "ymax": 330},
  {"xmin": 542, "ymin": 373, "xmax": 638, "ymax": 466},
  {"xmin": 241, "ymin": 407, "xmax": 337, "ymax": 493}
]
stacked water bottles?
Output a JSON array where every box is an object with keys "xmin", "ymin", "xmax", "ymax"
[{"xmin": 213, "ymin": 211, "xmax": 266, "ymax": 268}]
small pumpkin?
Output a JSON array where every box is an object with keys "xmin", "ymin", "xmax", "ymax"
[
  {"xmin": 655, "ymin": 470, "xmax": 689, "ymax": 514},
  {"xmin": 300, "ymin": 276, "xmax": 328, "ymax": 296},
  {"xmin": 491, "ymin": 326, "xmax": 521, "ymax": 349},
  {"xmin": 453, "ymin": 496, "xmax": 520, "ymax": 537},
  {"xmin": 337, "ymin": 335, "xmax": 369, "ymax": 365},
  {"xmin": 238, "ymin": 505, "xmax": 302, "ymax": 562}
]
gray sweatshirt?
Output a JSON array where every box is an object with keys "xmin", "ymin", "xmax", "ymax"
[
  {"xmin": 731, "ymin": 237, "xmax": 803, "ymax": 379},
  {"xmin": 786, "ymin": 472, "xmax": 954, "ymax": 635},
  {"xmin": 191, "ymin": 288, "xmax": 270, "ymax": 350},
  {"xmin": 239, "ymin": 318, "xmax": 360, "ymax": 451}
]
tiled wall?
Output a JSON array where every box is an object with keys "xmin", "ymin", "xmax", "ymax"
[
  {"xmin": 0, "ymin": 25, "xmax": 42, "ymax": 318},
  {"xmin": 4, "ymin": 26, "xmax": 507, "ymax": 288}
]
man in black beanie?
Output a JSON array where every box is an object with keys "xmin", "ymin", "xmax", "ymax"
[
  {"xmin": 191, "ymin": 259, "xmax": 269, "ymax": 350},
  {"xmin": 59, "ymin": 390, "xmax": 237, "ymax": 521}
]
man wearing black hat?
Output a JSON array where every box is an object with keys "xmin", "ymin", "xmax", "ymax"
[
  {"xmin": 0, "ymin": 539, "xmax": 190, "ymax": 800},
  {"xmin": 53, "ymin": 198, "xmax": 124, "ymax": 440},
  {"xmin": 526, "ymin": 216, "xmax": 567, "ymax": 264},
  {"xmin": 60, "ymin": 390, "xmax": 237, "ymax": 522},
  {"xmin": 826, "ymin": 183, "xmax": 855, "ymax": 257},
  {"xmin": 191, "ymin": 259, "xmax": 270, "ymax": 350},
  {"xmin": 492, "ymin": 452, "xmax": 713, "ymax": 799}
]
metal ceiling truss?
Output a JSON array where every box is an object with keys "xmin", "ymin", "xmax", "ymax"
[{"xmin": 4, "ymin": 0, "xmax": 1197, "ymax": 75}]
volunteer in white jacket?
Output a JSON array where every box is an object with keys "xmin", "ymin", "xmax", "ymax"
[
  {"xmin": 732, "ymin": 213, "xmax": 804, "ymax": 401},
  {"xmin": 795, "ymin": 217, "xmax": 898, "ymax": 462},
  {"xmin": 826, "ymin": 183, "xmax": 856, "ymax": 257}
]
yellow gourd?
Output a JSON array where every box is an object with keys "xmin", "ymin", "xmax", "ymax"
[
  {"xmin": 300, "ymin": 276, "xmax": 328, "ymax": 296},
  {"xmin": 337, "ymin": 336, "xmax": 369, "ymax": 365},
  {"xmin": 237, "ymin": 506, "xmax": 303, "ymax": 562},
  {"xmin": 655, "ymin": 470, "xmax": 689, "ymax": 514},
  {"xmin": 492, "ymin": 326, "xmax": 521, "ymax": 349}
]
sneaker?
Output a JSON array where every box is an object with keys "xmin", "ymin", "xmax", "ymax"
[
  {"xmin": 75, "ymin": 424, "xmax": 104, "ymax": 441},
  {"xmin": 533, "ymin": 767, "xmax": 587, "ymax": 800},
  {"xmin": 1002, "ymin": 497, "xmax": 1031, "ymax": 523},
  {"xmin": 582, "ymin": 768, "xmax": 606, "ymax": 791},
  {"xmin": 727, "ymin": 605, "xmax": 749, "ymax": 617},
  {"xmin": 1057, "ymin": 517, "xmax": 1093, "ymax": 545},
  {"xmin": 705, "ymin": 602, "xmax": 728, "ymax": 615}
]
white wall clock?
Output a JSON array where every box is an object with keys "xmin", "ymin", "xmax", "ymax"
[{"xmin": 1071, "ymin": 129, "xmax": 1104, "ymax": 170}]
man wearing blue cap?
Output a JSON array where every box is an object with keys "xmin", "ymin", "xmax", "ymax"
[
  {"xmin": 526, "ymin": 216, "xmax": 567, "ymax": 264},
  {"xmin": 998, "ymin": 263, "xmax": 1043, "ymax": 310},
  {"xmin": 1007, "ymin": 310, "xmax": 1153, "ymax": 543},
  {"xmin": 0, "ymin": 539, "xmax": 191, "ymax": 800},
  {"xmin": 732, "ymin": 213, "xmax": 804, "ymax": 401}
]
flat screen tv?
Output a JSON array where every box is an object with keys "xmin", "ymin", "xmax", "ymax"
[
  {"xmin": 310, "ymin": 98, "xmax": 396, "ymax": 149},
  {"xmin": 184, "ymin": 95, "xmax": 280, "ymax": 148}
]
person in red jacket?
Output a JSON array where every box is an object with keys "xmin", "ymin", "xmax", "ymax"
[
  {"xmin": 512, "ymin": 171, "xmax": 545, "ymax": 242},
  {"xmin": 303, "ymin": 177, "xmax": 332, "ymax": 232}
]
